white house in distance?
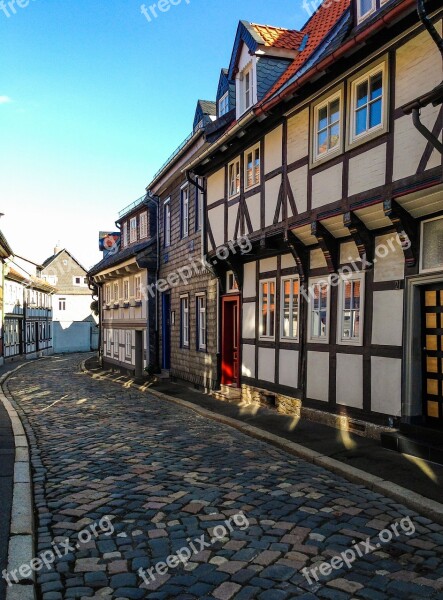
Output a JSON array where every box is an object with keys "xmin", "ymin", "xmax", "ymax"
[{"xmin": 41, "ymin": 246, "xmax": 98, "ymax": 353}]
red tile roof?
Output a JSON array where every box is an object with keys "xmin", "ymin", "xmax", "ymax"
[
  {"xmin": 250, "ymin": 23, "xmax": 305, "ymax": 51},
  {"xmin": 262, "ymin": 0, "xmax": 351, "ymax": 103}
]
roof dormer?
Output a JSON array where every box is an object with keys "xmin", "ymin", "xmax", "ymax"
[
  {"xmin": 193, "ymin": 100, "xmax": 217, "ymax": 132},
  {"xmin": 228, "ymin": 21, "xmax": 303, "ymax": 119},
  {"xmin": 216, "ymin": 69, "xmax": 236, "ymax": 119},
  {"xmin": 356, "ymin": 0, "xmax": 389, "ymax": 25}
]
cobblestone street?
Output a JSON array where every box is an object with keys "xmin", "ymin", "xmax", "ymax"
[{"xmin": 3, "ymin": 354, "xmax": 443, "ymax": 600}]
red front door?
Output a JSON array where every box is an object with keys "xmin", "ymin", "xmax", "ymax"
[{"xmin": 221, "ymin": 295, "xmax": 240, "ymax": 386}]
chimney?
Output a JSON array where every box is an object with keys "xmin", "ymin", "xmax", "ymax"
[{"xmin": 54, "ymin": 242, "xmax": 62, "ymax": 255}]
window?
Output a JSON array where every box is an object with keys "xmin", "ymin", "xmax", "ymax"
[
  {"xmin": 245, "ymin": 144, "xmax": 260, "ymax": 189},
  {"xmin": 259, "ymin": 280, "xmax": 276, "ymax": 339},
  {"xmin": 350, "ymin": 62, "xmax": 386, "ymax": 144},
  {"xmin": 228, "ymin": 158, "xmax": 240, "ymax": 198},
  {"xmin": 122, "ymin": 222, "xmax": 128, "ymax": 248},
  {"xmin": 358, "ymin": 0, "xmax": 376, "ymax": 21},
  {"xmin": 139, "ymin": 212, "xmax": 148, "ymax": 239},
  {"xmin": 130, "ymin": 217, "xmax": 138, "ymax": 243},
  {"xmin": 219, "ymin": 92, "xmax": 229, "ymax": 117},
  {"xmin": 114, "ymin": 330, "xmax": 120, "ymax": 357},
  {"xmin": 164, "ymin": 199, "xmax": 171, "ymax": 247},
  {"xmin": 59, "ymin": 298, "xmax": 66, "ymax": 311},
  {"xmin": 47, "ymin": 275, "xmax": 57, "ymax": 285},
  {"xmin": 421, "ymin": 216, "xmax": 443, "ymax": 274},
  {"xmin": 313, "ymin": 91, "xmax": 342, "ymax": 162},
  {"xmin": 181, "ymin": 187, "xmax": 189, "ymax": 238},
  {"xmin": 73, "ymin": 276, "xmax": 86, "ymax": 286},
  {"xmin": 113, "ymin": 282, "xmax": 119, "ymax": 302},
  {"xmin": 227, "ymin": 271, "xmax": 239, "ymax": 293},
  {"xmin": 338, "ymin": 274, "xmax": 365, "ymax": 345},
  {"xmin": 243, "ymin": 66, "xmax": 254, "ymax": 112},
  {"xmin": 123, "ymin": 279, "xmax": 130, "ymax": 301},
  {"xmin": 105, "ymin": 285, "xmax": 111, "ymax": 305},
  {"xmin": 281, "ymin": 277, "xmax": 300, "ymax": 341},
  {"xmin": 195, "ymin": 180, "xmax": 203, "ymax": 232},
  {"xmin": 308, "ymin": 279, "xmax": 330, "ymax": 343},
  {"xmin": 125, "ymin": 331, "xmax": 132, "ymax": 358},
  {"xmin": 181, "ymin": 296, "xmax": 190, "ymax": 348},
  {"xmin": 196, "ymin": 295, "xmax": 207, "ymax": 351},
  {"xmin": 135, "ymin": 275, "xmax": 141, "ymax": 300}
]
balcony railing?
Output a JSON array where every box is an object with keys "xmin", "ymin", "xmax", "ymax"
[{"xmin": 118, "ymin": 195, "xmax": 148, "ymax": 219}]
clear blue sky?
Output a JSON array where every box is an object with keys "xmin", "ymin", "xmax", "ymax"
[{"xmin": 0, "ymin": 0, "xmax": 309, "ymax": 268}]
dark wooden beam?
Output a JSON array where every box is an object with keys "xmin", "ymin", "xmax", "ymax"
[
  {"xmin": 285, "ymin": 230, "xmax": 309, "ymax": 282},
  {"xmin": 383, "ymin": 199, "xmax": 418, "ymax": 267},
  {"xmin": 343, "ymin": 211, "xmax": 374, "ymax": 267},
  {"xmin": 311, "ymin": 220, "xmax": 339, "ymax": 273}
]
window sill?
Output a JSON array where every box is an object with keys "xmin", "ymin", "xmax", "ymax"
[
  {"xmin": 307, "ymin": 337, "xmax": 330, "ymax": 345},
  {"xmin": 310, "ymin": 147, "xmax": 342, "ymax": 170},
  {"xmin": 337, "ymin": 339, "xmax": 363, "ymax": 347},
  {"xmin": 244, "ymin": 183, "xmax": 261, "ymax": 194},
  {"xmin": 346, "ymin": 124, "xmax": 387, "ymax": 152}
]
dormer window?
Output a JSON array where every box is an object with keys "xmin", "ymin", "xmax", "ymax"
[
  {"xmin": 357, "ymin": 0, "xmax": 376, "ymax": 22},
  {"xmin": 219, "ymin": 93, "xmax": 229, "ymax": 117},
  {"xmin": 237, "ymin": 62, "xmax": 257, "ymax": 118}
]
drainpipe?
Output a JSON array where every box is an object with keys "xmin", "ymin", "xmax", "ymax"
[
  {"xmin": 186, "ymin": 170, "xmax": 206, "ymax": 259},
  {"xmin": 417, "ymin": 0, "xmax": 443, "ymax": 56},
  {"xmin": 145, "ymin": 191, "xmax": 160, "ymax": 369}
]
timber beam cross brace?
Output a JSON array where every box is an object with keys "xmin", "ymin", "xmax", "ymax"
[
  {"xmin": 311, "ymin": 220, "xmax": 339, "ymax": 273},
  {"xmin": 383, "ymin": 199, "xmax": 418, "ymax": 267},
  {"xmin": 285, "ymin": 230, "xmax": 309, "ymax": 282},
  {"xmin": 343, "ymin": 212, "xmax": 375, "ymax": 268}
]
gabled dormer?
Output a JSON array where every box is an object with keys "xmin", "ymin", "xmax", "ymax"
[
  {"xmin": 193, "ymin": 100, "xmax": 216, "ymax": 132},
  {"xmin": 228, "ymin": 20, "xmax": 304, "ymax": 119},
  {"xmin": 216, "ymin": 69, "xmax": 236, "ymax": 119}
]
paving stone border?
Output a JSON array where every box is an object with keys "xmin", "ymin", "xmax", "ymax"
[
  {"xmin": 82, "ymin": 359, "xmax": 443, "ymax": 529},
  {"xmin": 0, "ymin": 360, "xmax": 50, "ymax": 600}
]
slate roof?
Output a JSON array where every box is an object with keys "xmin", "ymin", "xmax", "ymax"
[
  {"xmin": 250, "ymin": 23, "xmax": 305, "ymax": 50},
  {"xmin": 197, "ymin": 100, "xmax": 216, "ymax": 116},
  {"xmin": 88, "ymin": 239, "xmax": 155, "ymax": 277},
  {"xmin": 42, "ymin": 248, "xmax": 88, "ymax": 273},
  {"xmin": 261, "ymin": 0, "xmax": 351, "ymax": 103}
]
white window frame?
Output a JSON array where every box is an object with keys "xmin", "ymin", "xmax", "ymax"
[
  {"xmin": 114, "ymin": 330, "xmax": 120, "ymax": 357},
  {"xmin": 259, "ymin": 279, "xmax": 276, "ymax": 340},
  {"xmin": 105, "ymin": 284, "xmax": 111, "ymax": 305},
  {"xmin": 122, "ymin": 222, "xmax": 128, "ymax": 248},
  {"xmin": 59, "ymin": 298, "xmax": 66, "ymax": 311},
  {"xmin": 125, "ymin": 331, "xmax": 132, "ymax": 359},
  {"xmin": 219, "ymin": 92, "xmax": 229, "ymax": 117},
  {"xmin": 113, "ymin": 282, "xmax": 119, "ymax": 302},
  {"xmin": 357, "ymin": 0, "xmax": 376, "ymax": 23},
  {"xmin": 164, "ymin": 198, "xmax": 171, "ymax": 247},
  {"xmin": 226, "ymin": 271, "xmax": 239, "ymax": 294},
  {"xmin": 139, "ymin": 211, "xmax": 148, "ymax": 239},
  {"xmin": 280, "ymin": 276, "xmax": 300, "ymax": 342},
  {"xmin": 337, "ymin": 273, "xmax": 365, "ymax": 346},
  {"xmin": 123, "ymin": 279, "xmax": 130, "ymax": 301},
  {"xmin": 348, "ymin": 60, "xmax": 388, "ymax": 147},
  {"xmin": 196, "ymin": 294, "xmax": 207, "ymax": 351},
  {"xmin": 244, "ymin": 143, "xmax": 261, "ymax": 190},
  {"xmin": 181, "ymin": 185, "xmax": 189, "ymax": 239},
  {"xmin": 307, "ymin": 277, "xmax": 331, "ymax": 344},
  {"xmin": 181, "ymin": 295, "xmax": 190, "ymax": 348},
  {"xmin": 243, "ymin": 65, "xmax": 254, "ymax": 113},
  {"xmin": 420, "ymin": 215, "xmax": 443, "ymax": 274},
  {"xmin": 129, "ymin": 217, "xmax": 138, "ymax": 243},
  {"xmin": 135, "ymin": 275, "xmax": 142, "ymax": 300},
  {"xmin": 106, "ymin": 330, "xmax": 112, "ymax": 355},
  {"xmin": 312, "ymin": 89, "xmax": 343, "ymax": 164},
  {"xmin": 228, "ymin": 158, "xmax": 241, "ymax": 199}
]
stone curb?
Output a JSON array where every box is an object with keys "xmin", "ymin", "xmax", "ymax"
[
  {"xmin": 0, "ymin": 362, "xmax": 40, "ymax": 600},
  {"xmin": 82, "ymin": 359, "xmax": 443, "ymax": 527}
]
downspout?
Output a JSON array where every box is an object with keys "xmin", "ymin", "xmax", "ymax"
[
  {"xmin": 186, "ymin": 170, "xmax": 206, "ymax": 259},
  {"xmin": 145, "ymin": 191, "xmax": 160, "ymax": 369},
  {"xmin": 417, "ymin": 0, "xmax": 443, "ymax": 56}
]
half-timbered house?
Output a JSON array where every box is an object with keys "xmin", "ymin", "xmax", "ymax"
[
  {"xmin": 88, "ymin": 197, "xmax": 158, "ymax": 378},
  {"xmin": 186, "ymin": 0, "xmax": 443, "ymax": 446},
  {"xmin": 147, "ymin": 100, "xmax": 218, "ymax": 391}
]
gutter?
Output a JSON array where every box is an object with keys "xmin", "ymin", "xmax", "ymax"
[{"xmin": 257, "ymin": 0, "xmax": 419, "ymax": 115}]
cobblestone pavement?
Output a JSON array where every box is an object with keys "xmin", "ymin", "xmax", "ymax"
[{"xmin": 4, "ymin": 354, "xmax": 443, "ymax": 600}]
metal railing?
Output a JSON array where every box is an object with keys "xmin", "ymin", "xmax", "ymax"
[{"xmin": 118, "ymin": 195, "xmax": 148, "ymax": 219}]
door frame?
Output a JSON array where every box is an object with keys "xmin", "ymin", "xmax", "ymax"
[
  {"xmin": 404, "ymin": 272, "xmax": 443, "ymax": 423},
  {"xmin": 221, "ymin": 294, "xmax": 241, "ymax": 387}
]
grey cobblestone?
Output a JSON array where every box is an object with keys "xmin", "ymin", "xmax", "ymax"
[{"xmin": 4, "ymin": 354, "xmax": 443, "ymax": 599}]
